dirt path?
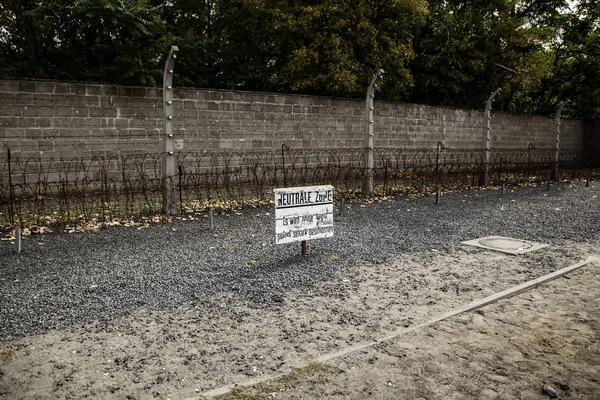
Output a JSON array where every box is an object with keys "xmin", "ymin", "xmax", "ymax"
[
  {"xmin": 219, "ymin": 260, "xmax": 600, "ymax": 400},
  {"xmin": 1, "ymin": 241, "xmax": 598, "ymax": 400}
]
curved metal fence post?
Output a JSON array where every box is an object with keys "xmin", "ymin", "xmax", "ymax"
[
  {"xmin": 363, "ymin": 68, "xmax": 384, "ymax": 196},
  {"xmin": 553, "ymin": 100, "xmax": 569, "ymax": 181},
  {"xmin": 162, "ymin": 45, "xmax": 179, "ymax": 215},
  {"xmin": 479, "ymin": 88, "xmax": 501, "ymax": 186}
]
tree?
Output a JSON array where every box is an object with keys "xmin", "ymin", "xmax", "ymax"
[
  {"xmin": 0, "ymin": 0, "xmax": 77, "ymax": 79},
  {"xmin": 208, "ymin": 0, "xmax": 287, "ymax": 91},
  {"xmin": 514, "ymin": 0, "xmax": 600, "ymax": 119},
  {"xmin": 410, "ymin": 0, "xmax": 568, "ymax": 111},
  {"xmin": 276, "ymin": 0, "xmax": 428, "ymax": 99},
  {"xmin": 156, "ymin": 0, "xmax": 217, "ymax": 87},
  {"xmin": 0, "ymin": 0, "xmax": 597, "ymax": 118},
  {"xmin": 0, "ymin": 0, "xmax": 166, "ymax": 85},
  {"xmin": 73, "ymin": 0, "xmax": 166, "ymax": 85}
]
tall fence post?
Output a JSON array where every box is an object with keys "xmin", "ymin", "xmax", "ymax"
[
  {"xmin": 363, "ymin": 68, "xmax": 384, "ymax": 196},
  {"xmin": 552, "ymin": 100, "xmax": 569, "ymax": 181},
  {"xmin": 479, "ymin": 88, "xmax": 502, "ymax": 186},
  {"xmin": 162, "ymin": 45, "xmax": 179, "ymax": 215}
]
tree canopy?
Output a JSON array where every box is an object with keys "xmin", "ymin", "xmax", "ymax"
[{"xmin": 1, "ymin": 0, "xmax": 598, "ymax": 118}]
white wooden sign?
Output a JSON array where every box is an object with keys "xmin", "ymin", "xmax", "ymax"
[
  {"xmin": 274, "ymin": 185, "xmax": 334, "ymax": 244},
  {"xmin": 174, "ymin": 138, "xmax": 184, "ymax": 150}
]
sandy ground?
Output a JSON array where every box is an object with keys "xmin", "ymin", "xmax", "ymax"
[
  {"xmin": 224, "ymin": 258, "xmax": 600, "ymax": 400},
  {"xmin": 1, "ymin": 235, "xmax": 598, "ymax": 400}
]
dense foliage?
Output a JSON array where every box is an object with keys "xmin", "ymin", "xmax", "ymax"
[{"xmin": 1, "ymin": 0, "xmax": 598, "ymax": 118}]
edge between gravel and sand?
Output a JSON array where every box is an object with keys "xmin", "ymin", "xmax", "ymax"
[{"xmin": 196, "ymin": 256, "xmax": 599, "ymax": 399}]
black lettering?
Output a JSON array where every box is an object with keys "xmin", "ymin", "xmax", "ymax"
[{"xmin": 277, "ymin": 231, "xmax": 292, "ymax": 240}]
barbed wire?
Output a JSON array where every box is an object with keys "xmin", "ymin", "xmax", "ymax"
[{"xmin": 0, "ymin": 147, "xmax": 596, "ymax": 228}]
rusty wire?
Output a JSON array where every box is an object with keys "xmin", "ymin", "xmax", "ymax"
[{"xmin": 0, "ymin": 147, "xmax": 597, "ymax": 229}]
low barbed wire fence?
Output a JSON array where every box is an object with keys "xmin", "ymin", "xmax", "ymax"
[{"xmin": 0, "ymin": 146, "xmax": 597, "ymax": 229}]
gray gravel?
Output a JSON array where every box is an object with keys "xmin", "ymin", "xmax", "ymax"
[{"xmin": 0, "ymin": 182, "xmax": 598, "ymax": 341}]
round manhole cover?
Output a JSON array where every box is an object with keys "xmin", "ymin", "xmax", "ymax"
[{"xmin": 478, "ymin": 238, "xmax": 533, "ymax": 251}]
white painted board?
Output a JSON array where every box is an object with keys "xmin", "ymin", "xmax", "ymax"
[
  {"xmin": 274, "ymin": 185, "xmax": 334, "ymax": 244},
  {"xmin": 174, "ymin": 139, "xmax": 184, "ymax": 150}
]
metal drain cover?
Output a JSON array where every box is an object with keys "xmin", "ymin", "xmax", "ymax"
[{"xmin": 461, "ymin": 236, "xmax": 549, "ymax": 255}]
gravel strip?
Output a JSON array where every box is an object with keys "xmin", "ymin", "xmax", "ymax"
[{"xmin": 1, "ymin": 182, "xmax": 598, "ymax": 342}]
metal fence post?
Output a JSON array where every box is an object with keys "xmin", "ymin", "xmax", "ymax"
[
  {"xmin": 552, "ymin": 100, "xmax": 569, "ymax": 181},
  {"xmin": 208, "ymin": 195, "xmax": 214, "ymax": 231},
  {"xmin": 7, "ymin": 147, "xmax": 15, "ymax": 226},
  {"xmin": 162, "ymin": 45, "xmax": 179, "ymax": 215},
  {"xmin": 479, "ymin": 88, "xmax": 501, "ymax": 186},
  {"xmin": 435, "ymin": 141, "xmax": 444, "ymax": 204},
  {"xmin": 363, "ymin": 69, "xmax": 384, "ymax": 196},
  {"xmin": 281, "ymin": 144, "xmax": 289, "ymax": 187},
  {"xmin": 178, "ymin": 164, "xmax": 184, "ymax": 215}
]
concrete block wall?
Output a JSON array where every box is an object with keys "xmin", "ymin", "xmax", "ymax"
[
  {"xmin": 0, "ymin": 79, "xmax": 163, "ymax": 160},
  {"xmin": 491, "ymin": 112, "xmax": 583, "ymax": 151},
  {"xmin": 583, "ymin": 120, "xmax": 600, "ymax": 164},
  {"xmin": 0, "ymin": 78, "xmax": 586, "ymax": 162}
]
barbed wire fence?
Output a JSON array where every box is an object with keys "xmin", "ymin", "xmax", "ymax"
[{"xmin": 0, "ymin": 145, "xmax": 597, "ymax": 229}]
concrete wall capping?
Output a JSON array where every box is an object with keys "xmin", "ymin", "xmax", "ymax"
[{"xmin": 0, "ymin": 78, "xmax": 590, "ymax": 160}]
